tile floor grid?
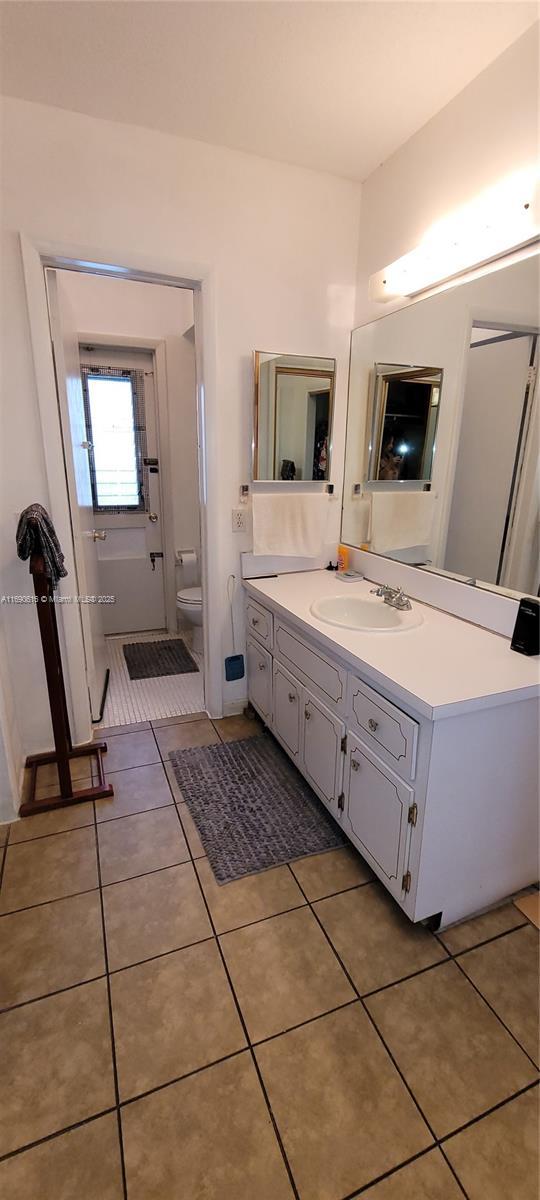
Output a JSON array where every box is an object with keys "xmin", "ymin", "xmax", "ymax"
[
  {"xmin": 91, "ymin": 805, "xmax": 129, "ymax": 1200},
  {"xmin": 1, "ymin": 719, "xmax": 538, "ymax": 1198},
  {"xmin": 275, "ymin": 861, "xmax": 538, "ymax": 1198},
  {"xmin": 99, "ymin": 632, "xmax": 205, "ymax": 727},
  {"xmin": 167, "ymin": 761, "xmax": 302, "ymax": 1200},
  {"xmin": 433, "ymin": 930, "xmax": 540, "ymax": 1072}
]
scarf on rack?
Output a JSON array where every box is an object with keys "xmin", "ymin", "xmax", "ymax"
[{"xmin": 16, "ymin": 503, "xmax": 68, "ymax": 589}]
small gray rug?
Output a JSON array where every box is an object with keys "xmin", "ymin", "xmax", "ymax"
[
  {"xmin": 123, "ymin": 638, "xmax": 198, "ymax": 680},
  {"xmin": 170, "ymin": 732, "xmax": 347, "ymax": 884}
]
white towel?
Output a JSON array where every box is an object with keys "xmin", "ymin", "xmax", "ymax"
[
  {"xmin": 370, "ymin": 491, "xmax": 434, "ymax": 554},
  {"xmin": 252, "ymin": 493, "xmax": 329, "ymax": 557}
]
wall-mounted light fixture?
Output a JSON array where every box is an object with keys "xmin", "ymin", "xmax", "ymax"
[{"xmin": 369, "ymin": 168, "xmax": 540, "ymax": 302}]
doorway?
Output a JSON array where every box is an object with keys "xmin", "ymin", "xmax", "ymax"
[{"xmin": 44, "ymin": 266, "xmax": 206, "ymax": 728}]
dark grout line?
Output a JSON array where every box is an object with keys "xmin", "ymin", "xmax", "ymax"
[
  {"xmin": 0, "ymin": 973, "xmax": 107, "ymax": 1016},
  {"xmin": 450, "ymin": 919, "xmax": 530, "ymax": 959},
  {"xmin": 437, "ymin": 1146, "xmax": 470, "ymax": 1199},
  {"xmin": 360, "ymin": 956, "xmax": 450, "ymax": 1001},
  {"xmin": 0, "ymin": 1107, "xmax": 118, "ymax": 1165},
  {"xmin": 0, "ymin": 884, "xmax": 100, "ymax": 919},
  {"xmin": 434, "ymin": 931, "xmax": 540, "ymax": 1072},
  {"xmin": 7, "ymin": 819, "xmax": 97, "ymax": 847},
  {"xmin": 285, "ymin": 863, "xmax": 440, "ymax": 1143},
  {"xmin": 109, "ymin": 935, "xmax": 215, "ymax": 977},
  {"xmin": 171, "ymin": 791, "xmax": 301, "ymax": 1200},
  {"xmin": 0, "ymin": 827, "xmax": 10, "ymax": 893},
  {"xmin": 119, "ymin": 1047, "xmax": 248, "ymax": 1110},
  {"xmin": 251, "ymin": 998, "xmax": 359, "ymax": 1050},
  {"xmin": 437, "ymin": 1079, "xmax": 540, "ymax": 1146},
  {"xmin": 92, "ymin": 808, "xmax": 129, "ymax": 1200},
  {"xmin": 338, "ymin": 1144, "xmax": 437, "ymax": 1199}
]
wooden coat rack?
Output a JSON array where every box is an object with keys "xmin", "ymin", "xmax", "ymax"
[{"xmin": 20, "ymin": 549, "xmax": 113, "ymax": 816}]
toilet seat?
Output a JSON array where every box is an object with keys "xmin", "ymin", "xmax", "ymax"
[{"xmin": 176, "ymin": 586, "xmax": 202, "ymax": 607}]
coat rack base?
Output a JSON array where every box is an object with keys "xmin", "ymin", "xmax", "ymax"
[{"xmin": 20, "ymin": 741, "xmax": 114, "ymax": 817}]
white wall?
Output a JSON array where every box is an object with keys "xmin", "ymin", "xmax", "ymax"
[
  {"xmin": 0, "ymin": 95, "xmax": 360, "ymax": 805},
  {"xmin": 59, "ymin": 272, "xmax": 200, "ymax": 576},
  {"xmin": 355, "ymin": 25, "xmax": 539, "ymax": 325}
]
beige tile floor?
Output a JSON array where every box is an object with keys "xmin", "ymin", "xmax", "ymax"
[{"xmin": 0, "ymin": 712, "xmax": 538, "ymax": 1199}]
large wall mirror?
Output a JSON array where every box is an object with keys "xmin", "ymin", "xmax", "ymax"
[
  {"xmin": 253, "ymin": 352, "xmax": 335, "ymax": 481},
  {"xmin": 342, "ymin": 253, "xmax": 539, "ymax": 598}
]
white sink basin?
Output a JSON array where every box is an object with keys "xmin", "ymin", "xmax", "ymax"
[{"xmin": 310, "ymin": 594, "xmax": 423, "ymax": 632}]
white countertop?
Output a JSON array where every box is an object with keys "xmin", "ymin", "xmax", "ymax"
[{"xmin": 244, "ymin": 571, "xmax": 540, "ymax": 720}]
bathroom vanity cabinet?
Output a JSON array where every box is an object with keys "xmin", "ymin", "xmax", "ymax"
[{"xmin": 244, "ymin": 574, "xmax": 539, "ymax": 928}]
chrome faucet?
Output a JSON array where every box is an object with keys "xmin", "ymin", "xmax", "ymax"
[{"xmin": 370, "ymin": 584, "xmax": 412, "ymax": 611}]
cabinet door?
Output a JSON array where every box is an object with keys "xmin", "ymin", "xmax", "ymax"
[
  {"xmin": 273, "ymin": 661, "xmax": 301, "ymax": 762},
  {"xmin": 302, "ymin": 692, "xmax": 345, "ymax": 814},
  {"xmin": 343, "ymin": 732, "xmax": 413, "ymax": 903},
  {"xmin": 247, "ymin": 638, "xmax": 272, "ymax": 723}
]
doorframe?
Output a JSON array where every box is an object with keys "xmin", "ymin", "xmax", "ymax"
[
  {"xmin": 77, "ymin": 332, "xmax": 179, "ymax": 634},
  {"xmin": 20, "ymin": 234, "xmax": 223, "ymax": 732}
]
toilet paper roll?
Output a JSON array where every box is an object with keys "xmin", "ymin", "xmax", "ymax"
[{"xmin": 179, "ymin": 549, "xmax": 197, "ymax": 586}]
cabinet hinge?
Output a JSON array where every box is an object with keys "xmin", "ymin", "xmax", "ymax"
[
  {"xmin": 337, "ymin": 792, "xmax": 345, "ymax": 812},
  {"xmin": 340, "ymin": 735, "xmax": 347, "ymax": 754},
  {"xmin": 402, "ymin": 870, "xmax": 412, "ymax": 893},
  {"xmin": 526, "ymin": 364, "xmax": 537, "ymax": 390},
  {"xmin": 408, "ymin": 802, "xmax": 418, "ymax": 827}
]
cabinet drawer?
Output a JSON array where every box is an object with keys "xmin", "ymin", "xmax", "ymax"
[
  {"xmin": 247, "ymin": 638, "xmax": 272, "ymax": 723},
  {"xmin": 246, "ymin": 599, "xmax": 273, "ymax": 649},
  {"xmin": 274, "ymin": 620, "xmax": 347, "ymax": 713},
  {"xmin": 347, "ymin": 675, "xmax": 418, "ymax": 780},
  {"xmin": 273, "ymin": 661, "xmax": 301, "ymax": 762}
]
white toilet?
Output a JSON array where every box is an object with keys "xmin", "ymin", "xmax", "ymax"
[{"xmin": 176, "ymin": 585, "xmax": 203, "ymax": 653}]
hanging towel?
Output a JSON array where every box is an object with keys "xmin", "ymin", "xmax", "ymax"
[
  {"xmin": 252, "ymin": 492, "xmax": 329, "ymax": 557},
  {"xmin": 370, "ymin": 491, "xmax": 434, "ymax": 555},
  {"xmin": 16, "ymin": 503, "xmax": 68, "ymax": 589}
]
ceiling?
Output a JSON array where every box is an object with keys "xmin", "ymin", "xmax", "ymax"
[{"xmin": 0, "ymin": 1, "xmax": 537, "ymax": 181}]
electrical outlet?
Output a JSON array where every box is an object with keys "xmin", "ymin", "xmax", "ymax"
[{"xmin": 231, "ymin": 507, "xmax": 247, "ymax": 532}]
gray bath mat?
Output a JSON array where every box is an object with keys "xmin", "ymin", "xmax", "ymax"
[
  {"xmin": 123, "ymin": 638, "xmax": 198, "ymax": 680},
  {"xmin": 170, "ymin": 732, "xmax": 347, "ymax": 884}
]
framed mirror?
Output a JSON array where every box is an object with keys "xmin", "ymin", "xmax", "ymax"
[
  {"xmin": 367, "ymin": 363, "xmax": 442, "ymax": 482},
  {"xmin": 253, "ymin": 352, "xmax": 335, "ymax": 481},
  {"xmin": 342, "ymin": 252, "xmax": 540, "ymax": 598}
]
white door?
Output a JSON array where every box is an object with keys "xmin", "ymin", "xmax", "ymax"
[
  {"xmin": 445, "ymin": 332, "xmax": 534, "ymax": 584},
  {"xmin": 45, "ymin": 270, "xmax": 108, "ymax": 721},
  {"xmin": 343, "ymin": 732, "xmax": 413, "ymax": 902},
  {"xmin": 79, "ymin": 347, "xmax": 166, "ymax": 635},
  {"xmin": 247, "ymin": 639, "xmax": 272, "ymax": 722},
  {"xmin": 273, "ymin": 661, "xmax": 301, "ymax": 761},
  {"xmin": 302, "ymin": 690, "xmax": 344, "ymax": 814}
]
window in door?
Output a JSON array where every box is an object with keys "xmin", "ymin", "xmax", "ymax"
[{"xmin": 81, "ymin": 365, "xmax": 149, "ymax": 513}]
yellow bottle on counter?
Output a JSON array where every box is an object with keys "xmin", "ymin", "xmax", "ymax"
[{"xmin": 337, "ymin": 544, "xmax": 350, "ymax": 572}]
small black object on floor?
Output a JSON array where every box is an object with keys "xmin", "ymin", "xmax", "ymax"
[
  {"xmin": 170, "ymin": 731, "xmax": 347, "ymax": 884},
  {"xmin": 123, "ymin": 638, "xmax": 199, "ymax": 680}
]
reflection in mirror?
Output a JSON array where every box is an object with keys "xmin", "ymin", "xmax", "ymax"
[
  {"xmin": 368, "ymin": 364, "xmax": 442, "ymax": 482},
  {"xmin": 342, "ymin": 253, "xmax": 539, "ymax": 598},
  {"xmin": 254, "ymin": 352, "xmax": 335, "ymax": 481}
]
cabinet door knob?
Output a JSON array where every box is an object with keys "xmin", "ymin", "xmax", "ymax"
[
  {"xmin": 304, "ymin": 708, "xmax": 311, "ymax": 720},
  {"xmin": 252, "ymin": 617, "xmax": 259, "ymax": 625},
  {"xmin": 288, "ymin": 692, "xmax": 296, "ymax": 703},
  {"xmin": 258, "ymin": 662, "xmax": 266, "ymax": 671},
  {"xmin": 368, "ymin": 718, "xmax": 378, "ymax": 732},
  {"xmin": 351, "ymin": 758, "xmax": 360, "ymax": 772}
]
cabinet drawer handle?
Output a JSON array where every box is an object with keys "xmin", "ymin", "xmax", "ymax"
[
  {"xmin": 258, "ymin": 662, "xmax": 266, "ymax": 671},
  {"xmin": 304, "ymin": 708, "xmax": 311, "ymax": 720},
  {"xmin": 351, "ymin": 759, "xmax": 360, "ymax": 772},
  {"xmin": 288, "ymin": 692, "xmax": 296, "ymax": 703},
  {"xmin": 368, "ymin": 718, "xmax": 379, "ymax": 732}
]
